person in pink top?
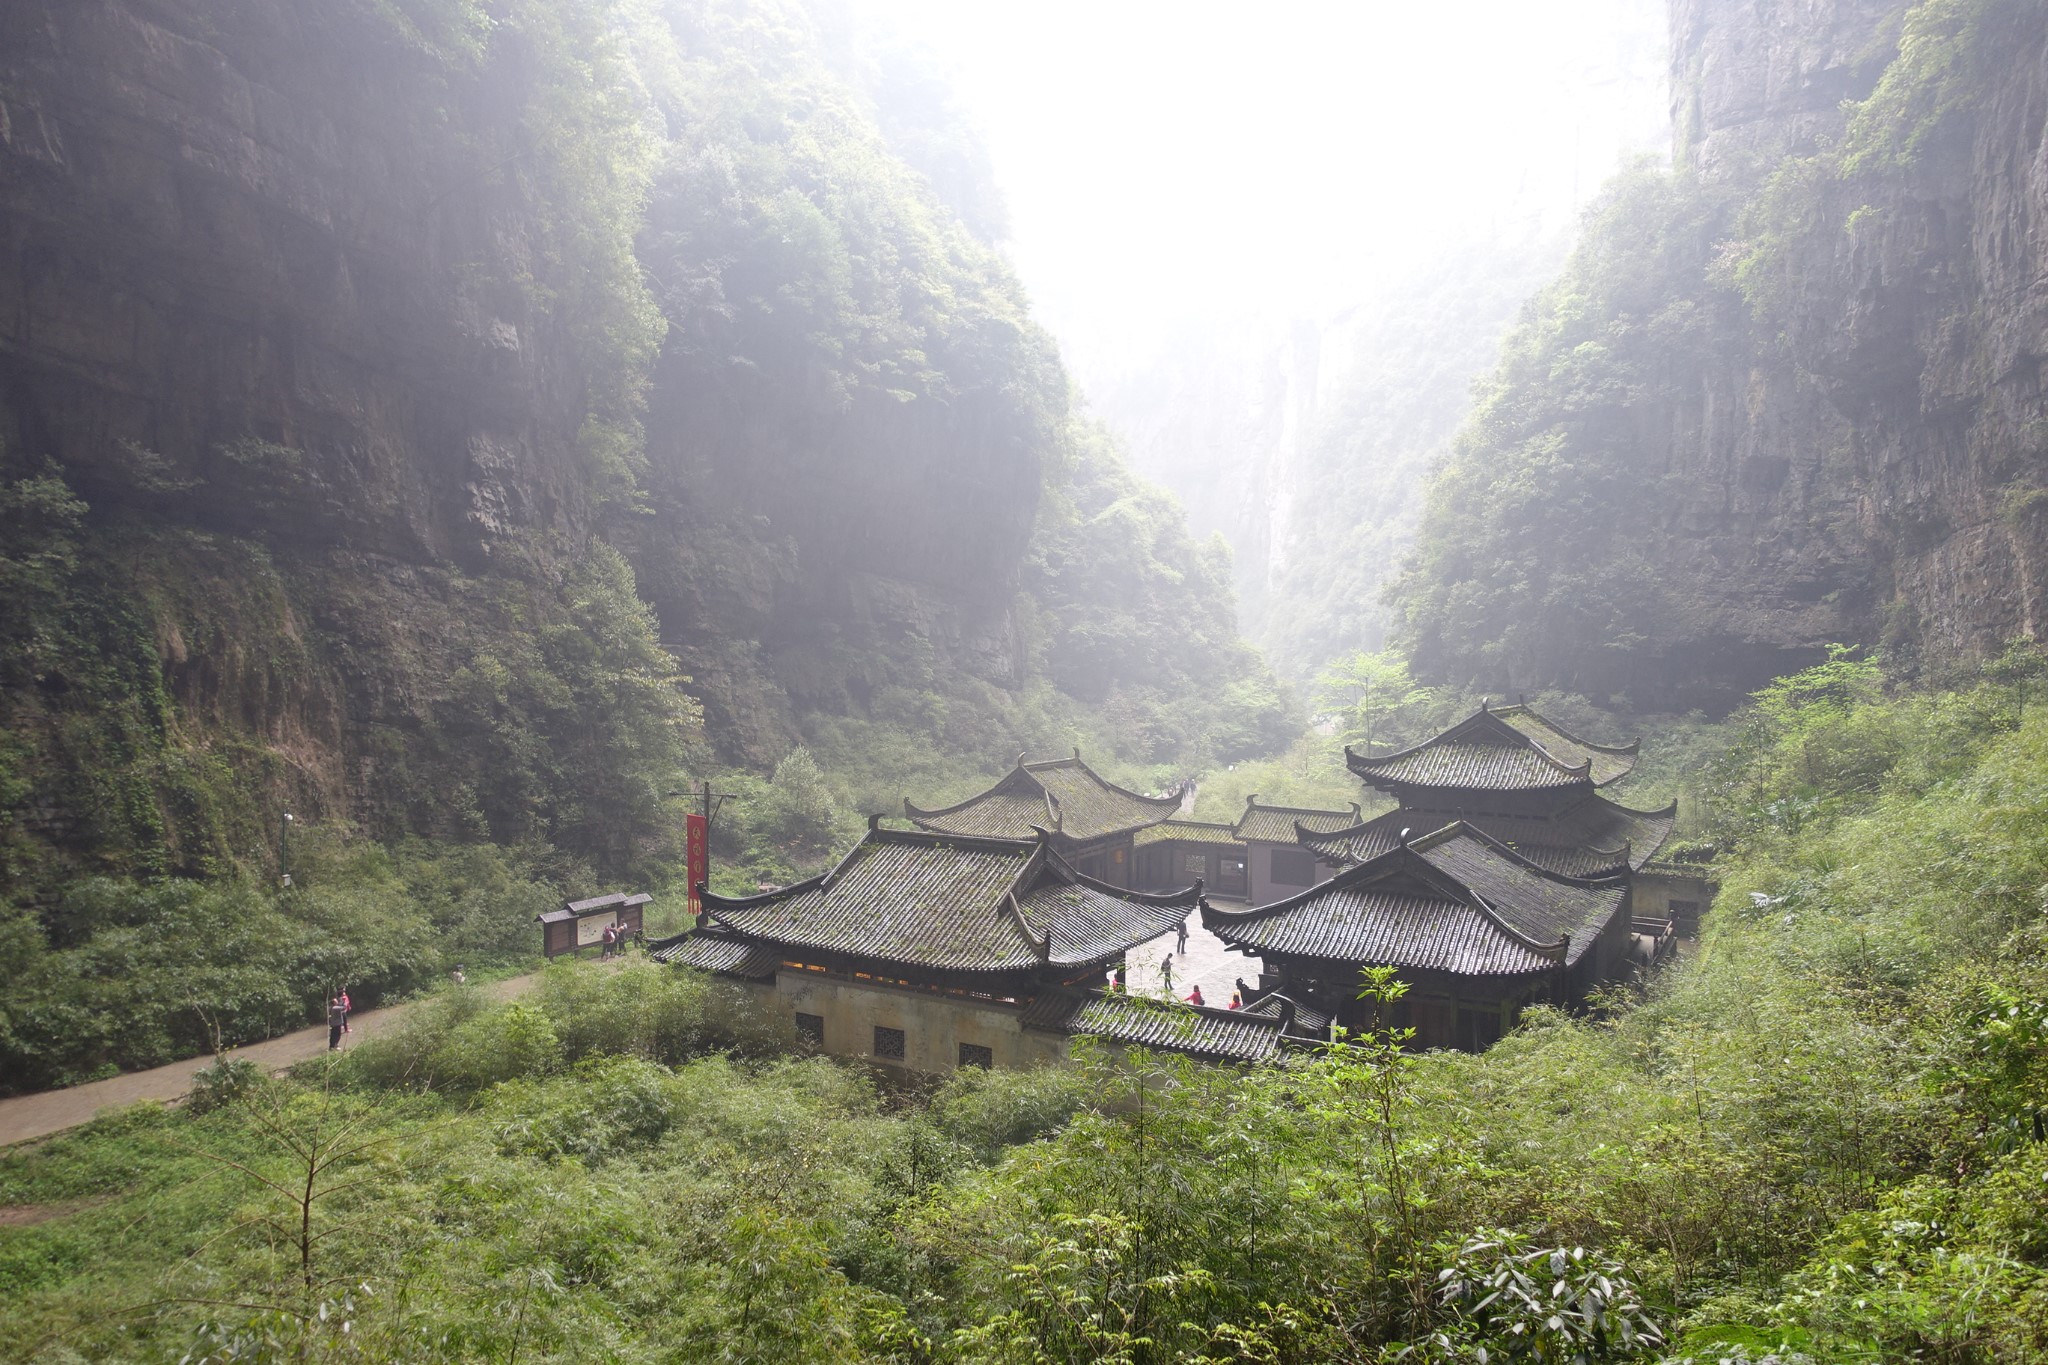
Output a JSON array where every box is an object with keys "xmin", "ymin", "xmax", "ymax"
[{"xmin": 1184, "ymin": 984, "xmax": 1205, "ymax": 1007}]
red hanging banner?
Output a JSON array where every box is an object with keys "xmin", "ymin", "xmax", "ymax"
[{"xmin": 685, "ymin": 812, "xmax": 709, "ymax": 917}]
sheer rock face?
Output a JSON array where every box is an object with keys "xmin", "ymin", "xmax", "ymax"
[
  {"xmin": 1670, "ymin": 0, "xmax": 1901, "ymax": 171},
  {"xmin": 0, "ymin": 0, "xmax": 587, "ymax": 821},
  {"xmin": 0, "ymin": 0, "xmax": 585, "ymax": 567},
  {"xmin": 1637, "ymin": 0, "xmax": 2048, "ymax": 698},
  {"xmin": 0, "ymin": 0, "xmax": 1044, "ymax": 861}
]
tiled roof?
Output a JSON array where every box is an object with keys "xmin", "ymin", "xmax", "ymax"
[
  {"xmin": 695, "ymin": 828, "xmax": 1194, "ymax": 975},
  {"xmin": 1021, "ymin": 990, "xmax": 1287, "ymax": 1063},
  {"xmin": 1320, "ymin": 796, "xmax": 1674, "ymax": 874},
  {"xmin": 1347, "ymin": 705, "xmax": 1638, "ymax": 794},
  {"xmin": 1235, "ymin": 798, "xmax": 1361, "ymax": 845},
  {"xmin": 1207, "ymin": 824, "xmax": 1624, "ymax": 978},
  {"xmin": 1208, "ymin": 876, "xmax": 1557, "ymax": 977},
  {"xmin": 648, "ymin": 932, "xmax": 780, "ymax": 979},
  {"xmin": 906, "ymin": 756, "xmax": 1182, "ymax": 842},
  {"xmin": 1242, "ymin": 992, "xmax": 1332, "ymax": 1035},
  {"xmin": 1302, "ymin": 807, "xmax": 1651, "ymax": 879},
  {"xmin": 1492, "ymin": 707, "xmax": 1639, "ymax": 785},
  {"xmin": 1135, "ymin": 819, "xmax": 1241, "ymax": 848},
  {"xmin": 1299, "ymin": 810, "xmax": 1412, "ymax": 867},
  {"xmin": 1412, "ymin": 827, "xmax": 1625, "ymax": 966}
]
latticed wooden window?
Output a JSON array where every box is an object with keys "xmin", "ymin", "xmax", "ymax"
[
  {"xmin": 794, "ymin": 1012, "xmax": 824, "ymax": 1046},
  {"xmin": 958, "ymin": 1042, "xmax": 992, "ymax": 1069},
  {"xmin": 873, "ymin": 1025, "xmax": 905, "ymax": 1060}
]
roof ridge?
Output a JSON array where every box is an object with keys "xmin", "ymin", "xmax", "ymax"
[
  {"xmin": 1242, "ymin": 796, "xmax": 1364, "ymax": 817},
  {"xmin": 902, "ymin": 763, "xmax": 1038, "ymax": 820},
  {"xmin": 1203, "ymin": 840, "xmax": 1569, "ymax": 962},
  {"xmin": 701, "ymin": 870, "xmax": 828, "ymax": 916},
  {"xmin": 1495, "ymin": 703, "xmax": 1642, "ymax": 756},
  {"xmin": 1032, "ymin": 750, "xmax": 1187, "ymax": 809},
  {"xmin": 1420, "ymin": 819, "xmax": 1632, "ymax": 887},
  {"xmin": 1347, "ymin": 709, "xmax": 1592, "ymax": 779},
  {"xmin": 1003, "ymin": 887, "xmax": 1051, "ymax": 961}
]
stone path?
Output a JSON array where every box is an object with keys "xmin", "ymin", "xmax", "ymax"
[
  {"xmin": 0, "ymin": 973, "xmax": 540, "ymax": 1149},
  {"xmin": 1126, "ymin": 903, "xmax": 1263, "ymax": 1007}
]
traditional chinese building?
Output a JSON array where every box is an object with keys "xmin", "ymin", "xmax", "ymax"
[
  {"xmin": 1337, "ymin": 701, "xmax": 1715, "ymax": 932},
  {"xmin": 903, "ymin": 753, "xmax": 1186, "ymax": 887},
  {"xmin": 1234, "ymin": 797, "xmax": 1361, "ymax": 903},
  {"xmin": 1203, "ymin": 702, "xmax": 1713, "ymax": 1049},
  {"xmin": 652, "ymin": 822, "xmax": 1314, "ymax": 1071},
  {"xmin": 1129, "ymin": 798, "xmax": 1359, "ymax": 901},
  {"xmin": 1205, "ymin": 820, "xmax": 1631, "ymax": 1050}
]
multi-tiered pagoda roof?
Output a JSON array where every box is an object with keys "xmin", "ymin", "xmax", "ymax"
[{"xmin": 1336, "ymin": 702, "xmax": 1675, "ymax": 871}]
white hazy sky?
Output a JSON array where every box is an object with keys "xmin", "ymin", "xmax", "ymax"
[{"xmin": 852, "ymin": 0, "xmax": 1671, "ymax": 371}]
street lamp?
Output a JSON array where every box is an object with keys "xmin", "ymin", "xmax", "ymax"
[{"xmin": 281, "ymin": 811, "xmax": 294, "ymax": 888}]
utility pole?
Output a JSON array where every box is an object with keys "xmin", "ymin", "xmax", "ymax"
[{"xmin": 280, "ymin": 811, "xmax": 294, "ymax": 888}]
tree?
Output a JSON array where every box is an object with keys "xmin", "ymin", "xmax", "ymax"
[{"xmin": 1315, "ymin": 649, "xmax": 1436, "ymax": 753}]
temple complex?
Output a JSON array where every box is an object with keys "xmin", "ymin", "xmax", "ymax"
[
  {"xmin": 652, "ymin": 822, "xmax": 1318, "ymax": 1070},
  {"xmin": 654, "ymin": 715, "xmax": 1713, "ymax": 1067}
]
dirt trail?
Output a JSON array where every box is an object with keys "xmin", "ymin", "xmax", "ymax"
[{"xmin": 0, "ymin": 973, "xmax": 539, "ymax": 1149}]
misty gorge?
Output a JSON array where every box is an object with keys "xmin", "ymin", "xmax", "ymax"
[{"xmin": 1, "ymin": 0, "xmax": 2045, "ymax": 1361}]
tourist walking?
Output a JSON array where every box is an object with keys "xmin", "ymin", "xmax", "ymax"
[
  {"xmin": 337, "ymin": 987, "xmax": 351, "ymax": 1035},
  {"xmin": 327, "ymin": 995, "xmax": 347, "ymax": 1051},
  {"xmin": 1159, "ymin": 954, "xmax": 1174, "ymax": 994},
  {"xmin": 1175, "ymin": 918, "xmax": 1189, "ymax": 953}
]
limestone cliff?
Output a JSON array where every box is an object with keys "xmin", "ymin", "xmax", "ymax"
[
  {"xmin": 1398, "ymin": 0, "xmax": 2048, "ymax": 710},
  {"xmin": 0, "ymin": 0, "xmax": 1280, "ymax": 888}
]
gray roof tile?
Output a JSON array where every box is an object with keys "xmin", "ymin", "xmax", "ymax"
[
  {"xmin": 1235, "ymin": 799, "xmax": 1361, "ymax": 845},
  {"xmin": 907, "ymin": 756, "xmax": 1183, "ymax": 842},
  {"xmin": 1021, "ymin": 990, "xmax": 1286, "ymax": 1062},
  {"xmin": 1348, "ymin": 705, "xmax": 1638, "ymax": 794},
  {"xmin": 1208, "ymin": 824, "xmax": 1626, "ymax": 977},
  {"xmin": 692, "ymin": 828, "xmax": 1194, "ymax": 975}
]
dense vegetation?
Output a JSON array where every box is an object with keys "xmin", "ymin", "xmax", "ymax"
[{"xmin": 5, "ymin": 650, "xmax": 2046, "ymax": 1360}]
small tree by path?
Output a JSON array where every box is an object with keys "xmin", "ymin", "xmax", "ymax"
[{"xmin": 177, "ymin": 1060, "xmax": 402, "ymax": 1291}]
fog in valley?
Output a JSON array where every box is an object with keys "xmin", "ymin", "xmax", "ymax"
[{"xmin": 856, "ymin": 0, "xmax": 1669, "ymax": 670}]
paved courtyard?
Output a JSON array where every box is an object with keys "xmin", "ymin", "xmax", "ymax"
[{"xmin": 1124, "ymin": 900, "xmax": 1263, "ymax": 1006}]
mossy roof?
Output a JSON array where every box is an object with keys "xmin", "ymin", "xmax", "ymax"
[
  {"xmin": 1206, "ymin": 823, "xmax": 1626, "ymax": 976},
  {"xmin": 676, "ymin": 827, "xmax": 1197, "ymax": 976},
  {"xmin": 1347, "ymin": 704, "xmax": 1640, "ymax": 795},
  {"xmin": 905, "ymin": 755, "xmax": 1184, "ymax": 842},
  {"xmin": 1234, "ymin": 798, "xmax": 1361, "ymax": 845}
]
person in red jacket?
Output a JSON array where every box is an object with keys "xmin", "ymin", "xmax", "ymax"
[{"xmin": 1184, "ymin": 984, "xmax": 1205, "ymax": 1007}]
